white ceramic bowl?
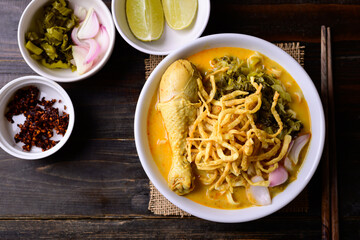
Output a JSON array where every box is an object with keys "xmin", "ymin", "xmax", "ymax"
[
  {"xmin": 0, "ymin": 76, "xmax": 75, "ymax": 160},
  {"xmin": 135, "ymin": 34, "xmax": 325, "ymax": 222},
  {"xmin": 112, "ymin": 0, "xmax": 210, "ymax": 55},
  {"xmin": 18, "ymin": 0, "xmax": 115, "ymax": 82}
]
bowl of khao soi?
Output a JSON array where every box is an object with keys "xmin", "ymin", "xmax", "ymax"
[{"xmin": 134, "ymin": 34, "xmax": 325, "ymax": 223}]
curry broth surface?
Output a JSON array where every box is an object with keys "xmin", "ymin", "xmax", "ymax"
[{"xmin": 147, "ymin": 47, "xmax": 311, "ymax": 209}]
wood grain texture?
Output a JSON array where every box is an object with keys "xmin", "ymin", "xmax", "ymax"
[
  {"xmin": 0, "ymin": 0, "xmax": 359, "ymax": 239},
  {"xmin": 0, "ymin": 217, "xmax": 322, "ymax": 239},
  {"xmin": 205, "ymin": 2, "xmax": 360, "ymax": 42}
]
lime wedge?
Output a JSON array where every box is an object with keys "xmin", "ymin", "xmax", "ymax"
[
  {"xmin": 126, "ymin": 0, "xmax": 164, "ymax": 42},
  {"xmin": 162, "ymin": 0, "xmax": 197, "ymax": 30}
]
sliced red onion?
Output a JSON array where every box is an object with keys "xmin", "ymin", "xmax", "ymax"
[
  {"xmin": 70, "ymin": 59, "xmax": 76, "ymax": 66},
  {"xmin": 246, "ymin": 176, "xmax": 271, "ymax": 206},
  {"xmin": 94, "ymin": 24, "xmax": 109, "ymax": 58},
  {"xmin": 72, "ymin": 46, "xmax": 93, "ymax": 75},
  {"xmin": 74, "ymin": 5, "xmax": 87, "ymax": 21},
  {"xmin": 288, "ymin": 133, "xmax": 311, "ymax": 165},
  {"xmin": 284, "ymin": 156, "xmax": 294, "ymax": 172},
  {"xmin": 71, "ymin": 7, "xmax": 104, "ymax": 73},
  {"xmin": 287, "ymin": 140, "xmax": 294, "ymax": 155},
  {"xmin": 281, "ymin": 140, "xmax": 294, "ymax": 171},
  {"xmin": 269, "ymin": 166, "xmax": 288, "ymax": 187},
  {"xmin": 83, "ymin": 39, "xmax": 100, "ymax": 64},
  {"xmin": 71, "ymin": 27, "xmax": 87, "ymax": 48},
  {"xmin": 77, "ymin": 8, "xmax": 100, "ymax": 40}
]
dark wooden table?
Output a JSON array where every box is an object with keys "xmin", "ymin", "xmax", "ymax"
[{"xmin": 0, "ymin": 1, "xmax": 359, "ymax": 239}]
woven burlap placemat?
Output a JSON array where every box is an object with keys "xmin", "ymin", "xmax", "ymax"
[{"xmin": 145, "ymin": 42, "xmax": 306, "ymax": 217}]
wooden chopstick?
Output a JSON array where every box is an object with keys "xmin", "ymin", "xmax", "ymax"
[
  {"xmin": 320, "ymin": 25, "xmax": 331, "ymax": 240},
  {"xmin": 321, "ymin": 25, "xmax": 339, "ymax": 240},
  {"xmin": 326, "ymin": 27, "xmax": 339, "ymax": 240}
]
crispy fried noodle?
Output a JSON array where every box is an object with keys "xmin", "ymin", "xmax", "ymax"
[{"xmin": 186, "ymin": 73, "xmax": 292, "ymax": 205}]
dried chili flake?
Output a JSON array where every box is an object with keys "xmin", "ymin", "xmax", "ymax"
[{"xmin": 5, "ymin": 86, "xmax": 69, "ymax": 152}]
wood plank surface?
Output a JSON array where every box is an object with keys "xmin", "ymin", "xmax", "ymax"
[
  {"xmin": 0, "ymin": 217, "xmax": 321, "ymax": 239},
  {"xmin": 0, "ymin": 0, "xmax": 359, "ymax": 239}
]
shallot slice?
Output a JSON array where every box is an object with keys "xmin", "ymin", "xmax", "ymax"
[
  {"xmin": 70, "ymin": 7, "xmax": 104, "ymax": 74},
  {"xmin": 74, "ymin": 5, "xmax": 87, "ymax": 21},
  {"xmin": 71, "ymin": 27, "xmax": 87, "ymax": 48},
  {"xmin": 284, "ymin": 156, "xmax": 294, "ymax": 172},
  {"xmin": 77, "ymin": 8, "xmax": 100, "ymax": 40},
  {"xmin": 246, "ymin": 176, "xmax": 271, "ymax": 206},
  {"xmin": 94, "ymin": 24, "xmax": 109, "ymax": 58},
  {"xmin": 288, "ymin": 133, "xmax": 311, "ymax": 164},
  {"xmin": 269, "ymin": 166, "xmax": 288, "ymax": 187},
  {"xmin": 72, "ymin": 46, "xmax": 93, "ymax": 75},
  {"xmin": 287, "ymin": 140, "xmax": 294, "ymax": 155},
  {"xmin": 83, "ymin": 39, "xmax": 100, "ymax": 64}
]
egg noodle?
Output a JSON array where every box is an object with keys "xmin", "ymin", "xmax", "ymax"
[{"xmin": 186, "ymin": 72, "xmax": 292, "ymax": 205}]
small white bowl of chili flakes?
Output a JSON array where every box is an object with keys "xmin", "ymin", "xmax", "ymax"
[{"xmin": 0, "ymin": 76, "xmax": 74, "ymax": 159}]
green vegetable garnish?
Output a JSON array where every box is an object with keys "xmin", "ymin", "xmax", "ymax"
[
  {"xmin": 25, "ymin": 0, "xmax": 78, "ymax": 70},
  {"xmin": 206, "ymin": 55, "xmax": 302, "ymax": 139},
  {"xmin": 41, "ymin": 59, "xmax": 70, "ymax": 69},
  {"xmin": 25, "ymin": 41, "xmax": 43, "ymax": 55},
  {"xmin": 41, "ymin": 42, "xmax": 58, "ymax": 60}
]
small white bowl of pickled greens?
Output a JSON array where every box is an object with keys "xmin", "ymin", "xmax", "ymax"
[{"xmin": 18, "ymin": 0, "xmax": 115, "ymax": 82}]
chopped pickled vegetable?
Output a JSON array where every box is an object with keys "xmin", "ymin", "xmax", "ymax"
[
  {"xmin": 25, "ymin": 41, "xmax": 43, "ymax": 55},
  {"xmin": 30, "ymin": 54, "xmax": 43, "ymax": 60},
  {"xmin": 52, "ymin": 0, "xmax": 73, "ymax": 16},
  {"xmin": 41, "ymin": 42, "xmax": 58, "ymax": 60},
  {"xmin": 25, "ymin": 0, "xmax": 78, "ymax": 70},
  {"xmin": 41, "ymin": 59, "xmax": 70, "ymax": 69},
  {"xmin": 45, "ymin": 27, "xmax": 65, "ymax": 43},
  {"xmin": 207, "ymin": 55, "xmax": 303, "ymax": 138}
]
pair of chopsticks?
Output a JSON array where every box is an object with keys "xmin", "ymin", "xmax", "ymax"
[{"xmin": 321, "ymin": 26, "xmax": 339, "ymax": 240}]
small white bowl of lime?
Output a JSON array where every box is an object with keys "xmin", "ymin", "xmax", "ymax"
[{"xmin": 112, "ymin": 0, "xmax": 210, "ymax": 55}]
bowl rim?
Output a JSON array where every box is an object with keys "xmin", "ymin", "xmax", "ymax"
[
  {"xmin": 0, "ymin": 75, "xmax": 75, "ymax": 160},
  {"xmin": 111, "ymin": 0, "xmax": 211, "ymax": 55},
  {"xmin": 134, "ymin": 33, "xmax": 325, "ymax": 223},
  {"xmin": 17, "ymin": 0, "xmax": 116, "ymax": 82}
]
